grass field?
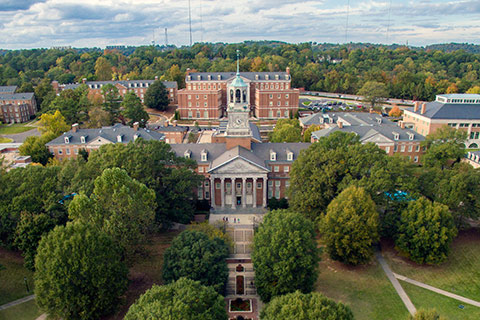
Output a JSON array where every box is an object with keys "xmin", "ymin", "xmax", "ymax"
[
  {"xmin": 0, "ymin": 137, "xmax": 13, "ymax": 143},
  {"xmin": 0, "ymin": 248, "xmax": 34, "ymax": 305},
  {"xmin": 107, "ymin": 231, "xmax": 179, "ymax": 320},
  {"xmin": 0, "ymin": 300, "xmax": 41, "ymax": 320},
  {"xmin": 383, "ymin": 230, "xmax": 480, "ymax": 302},
  {"xmin": 315, "ymin": 248, "xmax": 409, "ymax": 320},
  {"xmin": 0, "ymin": 124, "xmax": 35, "ymax": 135}
]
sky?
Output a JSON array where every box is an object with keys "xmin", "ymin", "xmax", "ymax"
[{"xmin": 0, "ymin": 0, "xmax": 480, "ymax": 49}]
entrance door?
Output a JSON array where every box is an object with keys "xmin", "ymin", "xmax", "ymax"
[
  {"xmin": 236, "ymin": 196, "xmax": 241, "ymax": 205},
  {"xmin": 236, "ymin": 275, "xmax": 245, "ymax": 295}
]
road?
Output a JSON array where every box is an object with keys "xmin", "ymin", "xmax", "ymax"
[{"xmin": 302, "ymin": 91, "xmax": 417, "ymax": 106}]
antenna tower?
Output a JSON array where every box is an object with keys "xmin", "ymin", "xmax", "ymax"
[
  {"xmin": 188, "ymin": 0, "xmax": 193, "ymax": 46},
  {"xmin": 165, "ymin": 28, "xmax": 168, "ymax": 47},
  {"xmin": 345, "ymin": 0, "xmax": 350, "ymax": 44},
  {"xmin": 386, "ymin": 0, "xmax": 392, "ymax": 43}
]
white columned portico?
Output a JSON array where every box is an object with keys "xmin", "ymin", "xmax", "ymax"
[
  {"xmin": 210, "ymin": 177, "xmax": 215, "ymax": 208},
  {"xmin": 220, "ymin": 177, "xmax": 225, "ymax": 208},
  {"xmin": 242, "ymin": 177, "xmax": 247, "ymax": 208},
  {"xmin": 262, "ymin": 176, "xmax": 267, "ymax": 208},
  {"xmin": 253, "ymin": 177, "xmax": 257, "ymax": 208},
  {"xmin": 231, "ymin": 177, "xmax": 236, "ymax": 209}
]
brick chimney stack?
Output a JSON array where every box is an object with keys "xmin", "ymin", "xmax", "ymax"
[
  {"xmin": 82, "ymin": 78, "xmax": 87, "ymax": 84},
  {"xmin": 400, "ymin": 121, "xmax": 405, "ymax": 129},
  {"xmin": 72, "ymin": 123, "xmax": 79, "ymax": 133},
  {"xmin": 186, "ymin": 68, "xmax": 191, "ymax": 76},
  {"xmin": 172, "ymin": 120, "xmax": 177, "ymax": 127},
  {"xmin": 421, "ymin": 103, "xmax": 427, "ymax": 115},
  {"xmin": 286, "ymin": 67, "xmax": 290, "ymax": 75},
  {"xmin": 338, "ymin": 121, "xmax": 343, "ymax": 129},
  {"xmin": 165, "ymin": 121, "xmax": 169, "ymax": 127},
  {"xmin": 414, "ymin": 101, "xmax": 420, "ymax": 112},
  {"xmin": 133, "ymin": 122, "xmax": 139, "ymax": 131},
  {"xmin": 155, "ymin": 76, "xmax": 159, "ymax": 81}
]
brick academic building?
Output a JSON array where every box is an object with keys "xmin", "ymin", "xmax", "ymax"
[{"xmin": 177, "ymin": 67, "xmax": 299, "ymax": 120}]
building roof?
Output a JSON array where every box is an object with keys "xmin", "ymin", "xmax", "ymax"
[
  {"xmin": 186, "ymin": 72, "xmax": 290, "ymax": 82},
  {"xmin": 230, "ymin": 75, "xmax": 248, "ymax": 87},
  {"xmin": 0, "ymin": 86, "xmax": 17, "ymax": 93},
  {"xmin": 0, "ymin": 92, "xmax": 34, "ymax": 100},
  {"xmin": 58, "ymin": 80, "xmax": 177, "ymax": 90},
  {"xmin": 437, "ymin": 94, "xmax": 480, "ymax": 100},
  {"xmin": 46, "ymin": 123, "xmax": 165, "ymax": 146},
  {"xmin": 214, "ymin": 121, "xmax": 262, "ymax": 142},
  {"xmin": 153, "ymin": 124, "xmax": 188, "ymax": 132},
  {"xmin": 405, "ymin": 101, "xmax": 480, "ymax": 120},
  {"xmin": 311, "ymin": 112, "xmax": 424, "ymax": 143},
  {"xmin": 209, "ymin": 145, "xmax": 268, "ymax": 171}
]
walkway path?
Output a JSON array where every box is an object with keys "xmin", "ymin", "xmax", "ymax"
[
  {"xmin": 0, "ymin": 295, "xmax": 35, "ymax": 311},
  {"xmin": 394, "ymin": 273, "xmax": 480, "ymax": 308},
  {"xmin": 375, "ymin": 252, "xmax": 417, "ymax": 316}
]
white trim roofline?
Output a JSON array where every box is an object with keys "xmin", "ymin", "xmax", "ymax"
[{"xmin": 208, "ymin": 155, "xmax": 269, "ymax": 173}]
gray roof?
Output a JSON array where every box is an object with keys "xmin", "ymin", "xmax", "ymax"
[
  {"xmin": 187, "ymin": 72, "xmax": 290, "ymax": 82},
  {"xmin": 0, "ymin": 86, "xmax": 17, "ymax": 93},
  {"xmin": 169, "ymin": 142, "xmax": 310, "ymax": 168},
  {"xmin": 311, "ymin": 112, "xmax": 424, "ymax": 142},
  {"xmin": 214, "ymin": 121, "xmax": 262, "ymax": 142},
  {"xmin": 0, "ymin": 92, "xmax": 34, "ymax": 100},
  {"xmin": 46, "ymin": 123, "xmax": 165, "ymax": 146},
  {"xmin": 437, "ymin": 94, "xmax": 480, "ymax": 100},
  {"xmin": 59, "ymin": 80, "xmax": 177, "ymax": 90},
  {"xmin": 154, "ymin": 125, "xmax": 188, "ymax": 132},
  {"xmin": 405, "ymin": 101, "xmax": 480, "ymax": 120}
]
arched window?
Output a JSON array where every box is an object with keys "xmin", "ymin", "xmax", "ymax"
[
  {"xmin": 235, "ymin": 89, "xmax": 241, "ymax": 103},
  {"xmin": 242, "ymin": 90, "xmax": 247, "ymax": 103},
  {"xmin": 230, "ymin": 89, "xmax": 234, "ymax": 102},
  {"xmin": 469, "ymin": 143, "xmax": 478, "ymax": 148}
]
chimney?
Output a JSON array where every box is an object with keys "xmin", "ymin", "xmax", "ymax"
[
  {"xmin": 369, "ymin": 108, "xmax": 374, "ymax": 114},
  {"xmin": 133, "ymin": 122, "xmax": 139, "ymax": 131},
  {"xmin": 338, "ymin": 121, "xmax": 343, "ymax": 129},
  {"xmin": 400, "ymin": 121, "xmax": 405, "ymax": 129},
  {"xmin": 72, "ymin": 123, "xmax": 79, "ymax": 133},
  {"xmin": 414, "ymin": 101, "xmax": 420, "ymax": 112},
  {"xmin": 172, "ymin": 120, "xmax": 177, "ymax": 127},
  {"xmin": 82, "ymin": 78, "xmax": 87, "ymax": 84},
  {"xmin": 186, "ymin": 68, "xmax": 191, "ymax": 76},
  {"xmin": 155, "ymin": 76, "xmax": 159, "ymax": 81},
  {"xmin": 165, "ymin": 121, "xmax": 169, "ymax": 127},
  {"xmin": 286, "ymin": 67, "xmax": 290, "ymax": 75},
  {"xmin": 421, "ymin": 103, "xmax": 427, "ymax": 115}
]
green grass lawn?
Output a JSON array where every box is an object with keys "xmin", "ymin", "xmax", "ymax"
[
  {"xmin": 107, "ymin": 231, "xmax": 179, "ymax": 320},
  {"xmin": 0, "ymin": 137, "xmax": 13, "ymax": 143},
  {"xmin": 0, "ymin": 299, "xmax": 41, "ymax": 320},
  {"xmin": 0, "ymin": 248, "xmax": 34, "ymax": 305},
  {"xmin": 0, "ymin": 124, "xmax": 35, "ymax": 135},
  {"xmin": 302, "ymin": 101, "xmax": 312, "ymax": 106},
  {"xmin": 315, "ymin": 248, "xmax": 409, "ymax": 320},
  {"xmin": 402, "ymin": 282, "xmax": 480, "ymax": 320},
  {"xmin": 383, "ymin": 229, "xmax": 480, "ymax": 302}
]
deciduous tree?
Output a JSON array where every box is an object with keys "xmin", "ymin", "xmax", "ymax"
[
  {"xmin": 38, "ymin": 110, "xmax": 70, "ymax": 136},
  {"xmin": 94, "ymin": 56, "xmax": 112, "ymax": 81},
  {"xmin": 322, "ymin": 185, "xmax": 379, "ymax": 265},
  {"xmin": 252, "ymin": 210, "xmax": 319, "ymax": 302},
  {"xmin": 358, "ymin": 81, "xmax": 388, "ymax": 109},
  {"xmin": 269, "ymin": 118, "xmax": 302, "ymax": 142},
  {"xmin": 144, "ymin": 80, "xmax": 169, "ymax": 111},
  {"xmin": 422, "ymin": 125, "xmax": 467, "ymax": 168},
  {"xmin": 121, "ymin": 91, "xmax": 149, "ymax": 126}
]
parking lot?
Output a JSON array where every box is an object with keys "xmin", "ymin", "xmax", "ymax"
[{"xmin": 299, "ymin": 98, "xmax": 364, "ymax": 113}]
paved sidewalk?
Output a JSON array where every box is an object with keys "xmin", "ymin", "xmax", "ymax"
[
  {"xmin": 375, "ymin": 252, "xmax": 416, "ymax": 316},
  {"xmin": 394, "ymin": 273, "xmax": 480, "ymax": 307},
  {"xmin": 0, "ymin": 294, "xmax": 35, "ymax": 310}
]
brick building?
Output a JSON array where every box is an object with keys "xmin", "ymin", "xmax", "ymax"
[
  {"xmin": 0, "ymin": 91, "xmax": 37, "ymax": 123},
  {"xmin": 152, "ymin": 121, "xmax": 188, "ymax": 144},
  {"xmin": 403, "ymin": 94, "xmax": 480, "ymax": 148},
  {"xmin": 309, "ymin": 112, "xmax": 425, "ymax": 162},
  {"xmin": 177, "ymin": 67, "xmax": 299, "ymax": 120},
  {"xmin": 46, "ymin": 122, "xmax": 164, "ymax": 160},
  {"xmin": 52, "ymin": 78, "xmax": 178, "ymax": 105}
]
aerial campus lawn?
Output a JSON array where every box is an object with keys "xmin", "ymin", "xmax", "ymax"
[
  {"xmin": 0, "ymin": 300, "xmax": 41, "ymax": 320},
  {"xmin": 0, "ymin": 248, "xmax": 34, "ymax": 305},
  {"xmin": 0, "ymin": 123, "xmax": 35, "ymax": 135},
  {"xmin": 0, "ymin": 137, "xmax": 13, "ymax": 143},
  {"xmin": 315, "ymin": 244, "xmax": 409, "ymax": 320}
]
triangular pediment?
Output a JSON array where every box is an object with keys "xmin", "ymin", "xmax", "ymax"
[
  {"xmin": 87, "ymin": 136, "xmax": 113, "ymax": 146},
  {"xmin": 209, "ymin": 157, "xmax": 268, "ymax": 174},
  {"xmin": 361, "ymin": 130, "xmax": 392, "ymax": 144}
]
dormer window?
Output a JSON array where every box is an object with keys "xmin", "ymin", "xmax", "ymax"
[
  {"xmin": 134, "ymin": 134, "xmax": 139, "ymax": 141},
  {"xmin": 393, "ymin": 132, "xmax": 400, "ymax": 140},
  {"xmin": 255, "ymin": 75, "xmax": 259, "ymax": 80},
  {"xmin": 187, "ymin": 75, "xmax": 191, "ymax": 81},
  {"xmin": 408, "ymin": 132, "xmax": 414, "ymax": 140},
  {"xmin": 265, "ymin": 75, "xmax": 269, "ymax": 80},
  {"xmin": 217, "ymin": 75, "xmax": 221, "ymax": 80},
  {"xmin": 80, "ymin": 136, "xmax": 86, "ymax": 143},
  {"xmin": 376, "ymin": 118, "xmax": 382, "ymax": 124},
  {"xmin": 270, "ymin": 150, "xmax": 276, "ymax": 161},
  {"xmin": 197, "ymin": 75, "xmax": 201, "ymax": 80},
  {"xmin": 285, "ymin": 75, "xmax": 290, "ymax": 80},
  {"xmin": 287, "ymin": 151, "xmax": 293, "ymax": 161},
  {"xmin": 117, "ymin": 135, "xmax": 123, "ymax": 143},
  {"xmin": 201, "ymin": 150, "xmax": 208, "ymax": 162},
  {"xmin": 275, "ymin": 74, "xmax": 279, "ymax": 80},
  {"xmin": 184, "ymin": 150, "xmax": 191, "ymax": 159},
  {"xmin": 207, "ymin": 75, "xmax": 212, "ymax": 80},
  {"xmin": 64, "ymin": 136, "xmax": 70, "ymax": 144}
]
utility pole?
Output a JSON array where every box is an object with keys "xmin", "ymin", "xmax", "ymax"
[{"xmin": 165, "ymin": 28, "xmax": 168, "ymax": 47}]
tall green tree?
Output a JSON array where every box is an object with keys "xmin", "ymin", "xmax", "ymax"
[
  {"xmin": 19, "ymin": 132, "xmax": 55, "ymax": 165},
  {"xmin": 261, "ymin": 291, "xmax": 354, "ymax": 320},
  {"xmin": 34, "ymin": 78, "xmax": 56, "ymax": 113},
  {"xmin": 101, "ymin": 83, "xmax": 122, "ymax": 123},
  {"xmin": 144, "ymin": 80, "xmax": 169, "ymax": 111},
  {"xmin": 94, "ymin": 56, "xmax": 112, "ymax": 81},
  {"xmin": 358, "ymin": 81, "xmax": 389, "ymax": 109},
  {"xmin": 162, "ymin": 230, "xmax": 229, "ymax": 294},
  {"xmin": 38, "ymin": 110, "xmax": 70, "ymax": 136},
  {"xmin": 124, "ymin": 278, "xmax": 228, "ymax": 320},
  {"xmin": 269, "ymin": 118, "xmax": 302, "ymax": 142},
  {"xmin": 303, "ymin": 124, "xmax": 321, "ymax": 142},
  {"xmin": 34, "ymin": 222, "xmax": 128, "ymax": 320},
  {"xmin": 396, "ymin": 198, "xmax": 457, "ymax": 264},
  {"xmin": 121, "ymin": 91, "xmax": 149, "ymax": 126},
  {"xmin": 321, "ymin": 185, "xmax": 379, "ymax": 265},
  {"xmin": 252, "ymin": 210, "xmax": 320, "ymax": 302},
  {"xmin": 422, "ymin": 125, "xmax": 467, "ymax": 168},
  {"xmin": 46, "ymin": 85, "xmax": 90, "ymax": 124},
  {"xmin": 68, "ymin": 167, "xmax": 156, "ymax": 257}
]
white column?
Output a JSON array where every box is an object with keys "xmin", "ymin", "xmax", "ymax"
[
  {"xmin": 242, "ymin": 177, "xmax": 247, "ymax": 208},
  {"xmin": 231, "ymin": 177, "xmax": 236, "ymax": 209},
  {"xmin": 262, "ymin": 176, "xmax": 267, "ymax": 208},
  {"xmin": 253, "ymin": 177, "xmax": 257, "ymax": 208},
  {"xmin": 220, "ymin": 177, "xmax": 225, "ymax": 208},
  {"xmin": 210, "ymin": 176, "xmax": 215, "ymax": 208}
]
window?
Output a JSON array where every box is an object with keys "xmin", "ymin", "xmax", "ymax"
[
  {"xmin": 64, "ymin": 137, "xmax": 70, "ymax": 144},
  {"xmin": 284, "ymin": 166, "xmax": 289, "ymax": 173},
  {"xmin": 226, "ymin": 182, "xmax": 231, "ymax": 193},
  {"xmin": 268, "ymin": 189, "xmax": 273, "ymax": 198},
  {"xmin": 414, "ymin": 156, "xmax": 419, "ymax": 162},
  {"xmin": 269, "ymin": 110, "xmax": 273, "ymax": 118},
  {"xmin": 216, "ymin": 182, "xmax": 220, "ymax": 189},
  {"xmin": 198, "ymin": 167, "xmax": 204, "ymax": 173},
  {"xmin": 58, "ymin": 149, "xmax": 63, "ymax": 155},
  {"xmin": 385, "ymin": 146, "xmax": 390, "ymax": 153},
  {"xmin": 277, "ymin": 110, "xmax": 281, "ymax": 118},
  {"xmin": 257, "ymin": 182, "xmax": 262, "ymax": 189},
  {"xmin": 274, "ymin": 166, "xmax": 279, "ymax": 172},
  {"xmin": 408, "ymin": 145, "xmax": 413, "ymax": 152},
  {"xmin": 286, "ymin": 101, "xmax": 289, "ymax": 106},
  {"xmin": 275, "ymin": 189, "xmax": 280, "ymax": 199},
  {"xmin": 188, "ymin": 111, "xmax": 192, "ymax": 118},
  {"xmin": 269, "ymin": 94, "xmax": 273, "ymax": 99},
  {"xmin": 188, "ymin": 95, "xmax": 191, "ymax": 99},
  {"xmin": 284, "ymin": 110, "xmax": 289, "ymax": 118},
  {"xmin": 74, "ymin": 149, "xmax": 78, "ymax": 154},
  {"xmin": 247, "ymin": 182, "xmax": 252, "ymax": 191},
  {"xmin": 415, "ymin": 145, "xmax": 420, "ymax": 152},
  {"xmin": 66, "ymin": 148, "xmax": 70, "ymax": 155},
  {"xmin": 204, "ymin": 102, "xmax": 207, "ymax": 107},
  {"xmin": 198, "ymin": 188, "xmax": 203, "ymax": 199},
  {"xmin": 394, "ymin": 145, "xmax": 398, "ymax": 152},
  {"xmin": 400, "ymin": 145, "xmax": 406, "ymax": 152},
  {"xmin": 268, "ymin": 180, "xmax": 273, "ymax": 187},
  {"xmin": 286, "ymin": 94, "xmax": 289, "ymax": 98},
  {"xmin": 205, "ymin": 191, "xmax": 210, "ymax": 199},
  {"xmin": 277, "ymin": 94, "xmax": 281, "ymax": 99},
  {"xmin": 285, "ymin": 181, "xmax": 290, "ymax": 188},
  {"xmin": 196, "ymin": 95, "xmax": 199, "ymax": 99},
  {"xmin": 270, "ymin": 151, "xmax": 276, "ymax": 161},
  {"xmin": 287, "ymin": 152, "xmax": 293, "ymax": 161},
  {"xmin": 196, "ymin": 111, "xmax": 200, "ymax": 118},
  {"xmin": 201, "ymin": 151, "xmax": 207, "ymax": 161},
  {"xmin": 275, "ymin": 180, "xmax": 281, "ymax": 187}
]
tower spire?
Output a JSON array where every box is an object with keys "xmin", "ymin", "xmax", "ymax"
[{"xmin": 236, "ymin": 49, "xmax": 240, "ymax": 76}]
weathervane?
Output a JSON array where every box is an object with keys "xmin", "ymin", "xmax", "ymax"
[{"xmin": 236, "ymin": 49, "xmax": 240, "ymax": 75}]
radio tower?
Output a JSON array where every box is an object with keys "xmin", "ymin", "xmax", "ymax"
[
  {"xmin": 188, "ymin": 0, "xmax": 193, "ymax": 46},
  {"xmin": 165, "ymin": 28, "xmax": 168, "ymax": 47}
]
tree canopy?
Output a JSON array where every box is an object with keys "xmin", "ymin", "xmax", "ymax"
[
  {"xmin": 124, "ymin": 278, "xmax": 228, "ymax": 320},
  {"xmin": 396, "ymin": 197, "xmax": 457, "ymax": 264},
  {"xmin": 34, "ymin": 222, "xmax": 128, "ymax": 320},
  {"xmin": 162, "ymin": 230, "xmax": 229, "ymax": 294},
  {"xmin": 358, "ymin": 81, "xmax": 389, "ymax": 109},
  {"xmin": 144, "ymin": 80, "xmax": 169, "ymax": 111},
  {"xmin": 261, "ymin": 291, "xmax": 354, "ymax": 320},
  {"xmin": 121, "ymin": 90, "xmax": 149, "ymax": 127},
  {"xmin": 269, "ymin": 119, "xmax": 302, "ymax": 142},
  {"xmin": 252, "ymin": 209, "xmax": 319, "ymax": 302},
  {"xmin": 422, "ymin": 125, "xmax": 467, "ymax": 169},
  {"xmin": 321, "ymin": 185, "xmax": 379, "ymax": 265}
]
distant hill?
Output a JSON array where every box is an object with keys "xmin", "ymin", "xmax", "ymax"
[{"xmin": 424, "ymin": 43, "xmax": 480, "ymax": 54}]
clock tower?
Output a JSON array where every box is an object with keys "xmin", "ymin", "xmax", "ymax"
[{"xmin": 225, "ymin": 50, "xmax": 253, "ymax": 149}]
